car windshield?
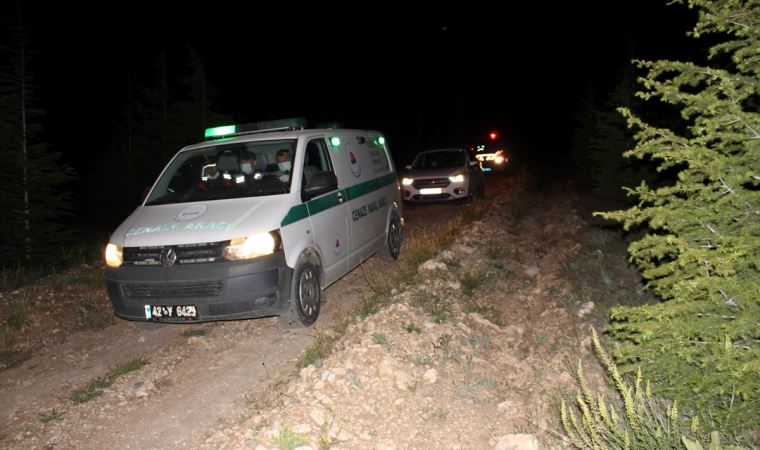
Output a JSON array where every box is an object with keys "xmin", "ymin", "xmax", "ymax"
[
  {"xmin": 412, "ymin": 151, "xmax": 464, "ymax": 170},
  {"xmin": 145, "ymin": 139, "xmax": 297, "ymax": 206}
]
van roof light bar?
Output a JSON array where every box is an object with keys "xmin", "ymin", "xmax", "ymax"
[{"xmin": 204, "ymin": 117, "xmax": 308, "ymax": 140}]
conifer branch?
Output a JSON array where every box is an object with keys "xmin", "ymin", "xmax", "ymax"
[
  {"xmin": 718, "ymin": 178, "xmax": 735, "ymax": 195},
  {"xmin": 718, "ymin": 289, "xmax": 737, "ymax": 307},
  {"xmin": 745, "ymin": 123, "xmax": 760, "ymax": 139}
]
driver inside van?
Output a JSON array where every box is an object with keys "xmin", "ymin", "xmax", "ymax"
[{"xmin": 198, "ymin": 159, "xmax": 226, "ymax": 190}]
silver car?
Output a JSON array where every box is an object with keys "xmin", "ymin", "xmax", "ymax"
[{"xmin": 400, "ymin": 147, "xmax": 485, "ymax": 203}]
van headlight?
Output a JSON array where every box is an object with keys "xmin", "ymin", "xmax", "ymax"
[
  {"xmin": 105, "ymin": 243, "xmax": 123, "ymax": 268},
  {"xmin": 449, "ymin": 174, "xmax": 464, "ymax": 183},
  {"xmin": 401, "ymin": 177, "xmax": 414, "ymax": 186},
  {"xmin": 223, "ymin": 232, "xmax": 279, "ymax": 261}
]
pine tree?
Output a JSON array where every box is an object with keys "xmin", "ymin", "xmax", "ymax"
[
  {"xmin": 587, "ymin": 61, "xmax": 645, "ymax": 206},
  {"xmin": 569, "ymin": 84, "xmax": 599, "ymax": 189},
  {"xmin": 0, "ymin": 7, "xmax": 72, "ymax": 267},
  {"xmin": 135, "ymin": 50, "xmax": 171, "ymax": 180},
  {"xmin": 571, "ymin": 57, "xmax": 660, "ymax": 208},
  {"xmin": 597, "ymin": 0, "xmax": 760, "ymax": 433},
  {"xmin": 91, "ymin": 47, "xmax": 230, "ymax": 222},
  {"xmin": 169, "ymin": 46, "xmax": 225, "ymax": 148}
]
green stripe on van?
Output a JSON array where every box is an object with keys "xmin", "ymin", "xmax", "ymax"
[
  {"xmin": 345, "ymin": 173, "xmax": 397, "ymax": 200},
  {"xmin": 281, "ymin": 203, "xmax": 309, "ymax": 226},
  {"xmin": 306, "ymin": 189, "xmax": 344, "ymax": 215},
  {"xmin": 280, "ymin": 173, "xmax": 397, "ymax": 227}
]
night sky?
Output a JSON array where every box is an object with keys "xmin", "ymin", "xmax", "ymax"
[{"xmin": 16, "ymin": 0, "xmax": 698, "ymax": 190}]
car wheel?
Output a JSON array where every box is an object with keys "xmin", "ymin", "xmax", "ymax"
[
  {"xmin": 280, "ymin": 257, "xmax": 322, "ymax": 327},
  {"xmin": 465, "ymin": 181, "xmax": 476, "ymax": 204},
  {"xmin": 380, "ymin": 214, "xmax": 402, "ymax": 261}
]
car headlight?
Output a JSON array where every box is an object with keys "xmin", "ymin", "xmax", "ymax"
[
  {"xmin": 449, "ymin": 174, "xmax": 464, "ymax": 183},
  {"xmin": 223, "ymin": 232, "xmax": 279, "ymax": 261},
  {"xmin": 105, "ymin": 243, "xmax": 123, "ymax": 268},
  {"xmin": 495, "ymin": 155, "xmax": 505, "ymax": 164},
  {"xmin": 401, "ymin": 178, "xmax": 414, "ymax": 186}
]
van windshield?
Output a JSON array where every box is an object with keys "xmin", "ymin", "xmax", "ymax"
[{"xmin": 145, "ymin": 139, "xmax": 297, "ymax": 206}]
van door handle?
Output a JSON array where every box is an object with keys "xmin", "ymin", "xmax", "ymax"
[{"xmin": 336, "ymin": 192, "xmax": 345, "ymax": 203}]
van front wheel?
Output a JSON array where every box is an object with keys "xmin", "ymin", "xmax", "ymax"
[{"xmin": 280, "ymin": 259, "xmax": 322, "ymax": 327}]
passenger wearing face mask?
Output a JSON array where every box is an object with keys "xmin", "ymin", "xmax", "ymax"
[
  {"xmin": 236, "ymin": 150, "xmax": 265, "ymax": 193},
  {"xmin": 239, "ymin": 151, "xmax": 262, "ymax": 181},
  {"xmin": 265, "ymin": 148, "xmax": 292, "ymax": 183}
]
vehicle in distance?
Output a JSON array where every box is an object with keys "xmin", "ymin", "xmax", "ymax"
[{"xmin": 400, "ymin": 147, "xmax": 484, "ymax": 203}]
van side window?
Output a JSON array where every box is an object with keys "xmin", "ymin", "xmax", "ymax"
[{"xmin": 303, "ymin": 138, "xmax": 334, "ymax": 187}]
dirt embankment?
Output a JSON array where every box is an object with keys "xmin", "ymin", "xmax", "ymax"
[
  {"xmin": 1, "ymin": 175, "xmax": 636, "ymax": 450},
  {"xmin": 202, "ymin": 189, "xmax": 618, "ymax": 450}
]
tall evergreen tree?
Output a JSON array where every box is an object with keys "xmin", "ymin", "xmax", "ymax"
[
  {"xmin": 587, "ymin": 61, "xmax": 642, "ymax": 205},
  {"xmin": 598, "ymin": 0, "xmax": 760, "ymax": 433},
  {"xmin": 135, "ymin": 50, "xmax": 170, "ymax": 175},
  {"xmin": 93, "ymin": 47, "xmax": 229, "ymax": 222},
  {"xmin": 569, "ymin": 84, "xmax": 599, "ymax": 189},
  {"xmin": 169, "ymin": 46, "xmax": 225, "ymax": 147},
  {"xmin": 0, "ymin": 7, "xmax": 72, "ymax": 267}
]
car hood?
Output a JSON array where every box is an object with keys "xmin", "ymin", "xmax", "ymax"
[
  {"xmin": 110, "ymin": 196, "xmax": 292, "ymax": 247},
  {"xmin": 404, "ymin": 167, "xmax": 464, "ymax": 179}
]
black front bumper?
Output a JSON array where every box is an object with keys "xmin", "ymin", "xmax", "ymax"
[{"xmin": 105, "ymin": 251, "xmax": 292, "ymax": 322}]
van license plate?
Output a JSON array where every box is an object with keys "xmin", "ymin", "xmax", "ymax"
[
  {"xmin": 144, "ymin": 304, "xmax": 198, "ymax": 321},
  {"xmin": 420, "ymin": 188, "xmax": 443, "ymax": 195}
]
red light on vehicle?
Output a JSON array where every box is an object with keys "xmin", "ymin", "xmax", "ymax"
[{"xmin": 489, "ymin": 132, "xmax": 498, "ymax": 140}]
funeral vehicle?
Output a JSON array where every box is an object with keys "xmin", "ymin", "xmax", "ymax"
[{"xmin": 104, "ymin": 119, "xmax": 403, "ymax": 327}]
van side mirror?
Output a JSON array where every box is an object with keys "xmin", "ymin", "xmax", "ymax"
[
  {"xmin": 404, "ymin": 165, "xmax": 412, "ymax": 170},
  {"xmin": 303, "ymin": 171, "xmax": 338, "ymax": 201}
]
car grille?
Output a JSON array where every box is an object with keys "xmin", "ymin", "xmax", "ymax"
[
  {"xmin": 411, "ymin": 193, "xmax": 452, "ymax": 201},
  {"xmin": 123, "ymin": 241, "xmax": 229, "ymax": 266},
  {"xmin": 123, "ymin": 280, "xmax": 224, "ymax": 299},
  {"xmin": 412, "ymin": 178, "xmax": 450, "ymax": 189}
]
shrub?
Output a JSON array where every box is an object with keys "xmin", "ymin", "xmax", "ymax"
[{"xmin": 596, "ymin": 0, "xmax": 760, "ymax": 433}]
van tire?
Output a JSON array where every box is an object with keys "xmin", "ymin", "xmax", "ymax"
[
  {"xmin": 380, "ymin": 214, "xmax": 402, "ymax": 261},
  {"xmin": 280, "ymin": 259, "xmax": 322, "ymax": 327}
]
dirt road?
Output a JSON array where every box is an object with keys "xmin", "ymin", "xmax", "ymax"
[{"xmin": 0, "ymin": 174, "xmax": 510, "ymax": 449}]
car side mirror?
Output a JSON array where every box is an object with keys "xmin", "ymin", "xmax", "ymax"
[
  {"xmin": 405, "ymin": 165, "xmax": 412, "ymax": 170},
  {"xmin": 303, "ymin": 171, "xmax": 338, "ymax": 201}
]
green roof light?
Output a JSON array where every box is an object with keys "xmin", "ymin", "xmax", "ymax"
[
  {"xmin": 204, "ymin": 125, "xmax": 236, "ymax": 139},
  {"xmin": 329, "ymin": 136, "xmax": 341, "ymax": 147},
  {"xmin": 378, "ymin": 136, "xmax": 386, "ymax": 145}
]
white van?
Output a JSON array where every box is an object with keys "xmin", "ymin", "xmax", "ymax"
[{"xmin": 104, "ymin": 120, "xmax": 403, "ymax": 327}]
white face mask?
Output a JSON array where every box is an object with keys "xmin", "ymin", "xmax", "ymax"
[
  {"xmin": 241, "ymin": 163, "xmax": 253, "ymax": 175},
  {"xmin": 278, "ymin": 161, "xmax": 291, "ymax": 173}
]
